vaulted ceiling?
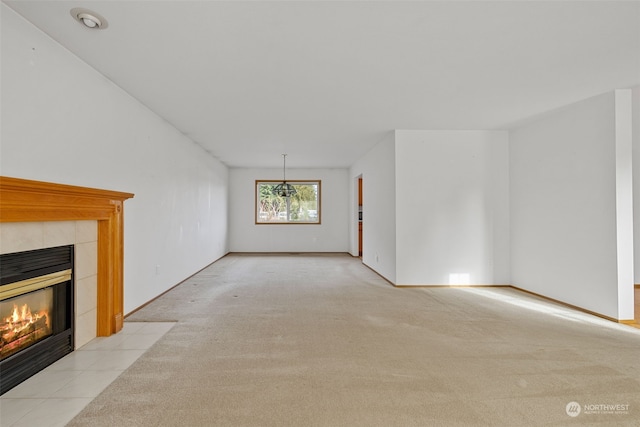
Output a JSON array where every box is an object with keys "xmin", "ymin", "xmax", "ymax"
[{"xmin": 4, "ymin": 1, "xmax": 639, "ymax": 168}]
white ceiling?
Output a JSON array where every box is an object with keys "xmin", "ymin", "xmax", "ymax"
[{"xmin": 4, "ymin": 0, "xmax": 640, "ymax": 168}]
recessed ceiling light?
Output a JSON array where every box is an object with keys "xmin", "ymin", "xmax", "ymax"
[{"xmin": 70, "ymin": 8, "xmax": 108, "ymax": 29}]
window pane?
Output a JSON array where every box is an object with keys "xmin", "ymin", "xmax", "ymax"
[{"xmin": 256, "ymin": 181, "xmax": 320, "ymax": 224}]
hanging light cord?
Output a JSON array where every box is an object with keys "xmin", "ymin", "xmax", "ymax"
[{"xmin": 282, "ymin": 154, "xmax": 287, "ymax": 182}]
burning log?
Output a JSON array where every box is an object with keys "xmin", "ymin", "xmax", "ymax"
[{"xmin": 1, "ymin": 304, "xmax": 51, "ymax": 359}]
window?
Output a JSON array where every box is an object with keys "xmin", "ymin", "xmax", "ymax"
[{"xmin": 256, "ymin": 181, "xmax": 320, "ymax": 224}]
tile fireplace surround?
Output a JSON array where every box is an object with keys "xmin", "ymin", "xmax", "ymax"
[{"xmin": 0, "ymin": 176, "xmax": 134, "ymax": 339}]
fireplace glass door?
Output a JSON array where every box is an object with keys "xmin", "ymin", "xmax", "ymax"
[{"xmin": 0, "ymin": 245, "xmax": 74, "ymax": 395}]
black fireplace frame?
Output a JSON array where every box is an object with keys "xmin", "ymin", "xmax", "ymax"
[{"xmin": 0, "ymin": 245, "xmax": 75, "ymax": 395}]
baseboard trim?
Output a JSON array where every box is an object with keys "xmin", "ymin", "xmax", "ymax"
[
  {"xmin": 394, "ymin": 284, "xmax": 510, "ymax": 288},
  {"xmin": 126, "ymin": 254, "xmax": 638, "ymax": 327},
  {"xmin": 390, "ymin": 282, "xmax": 637, "ymax": 326},
  {"xmin": 228, "ymin": 251, "xmax": 352, "ymax": 255},
  {"xmin": 125, "ymin": 252, "xmax": 230, "ymax": 319},
  {"xmin": 361, "ymin": 262, "xmax": 396, "ymax": 287},
  {"xmin": 509, "ymin": 285, "xmax": 635, "ymax": 325}
]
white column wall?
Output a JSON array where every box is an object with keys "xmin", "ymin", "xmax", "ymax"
[
  {"xmin": 614, "ymin": 89, "xmax": 634, "ymax": 320},
  {"xmin": 1, "ymin": 6, "xmax": 229, "ymax": 314},
  {"xmin": 509, "ymin": 91, "xmax": 630, "ymax": 319},
  {"xmin": 632, "ymin": 86, "xmax": 640, "ymax": 285},
  {"xmin": 350, "ymin": 134, "xmax": 397, "ymax": 283},
  {"xmin": 228, "ymin": 168, "xmax": 349, "ymax": 252},
  {"xmin": 394, "ymin": 130, "xmax": 509, "ymax": 285}
]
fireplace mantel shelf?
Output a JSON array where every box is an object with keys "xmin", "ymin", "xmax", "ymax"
[{"xmin": 0, "ymin": 176, "xmax": 134, "ymax": 336}]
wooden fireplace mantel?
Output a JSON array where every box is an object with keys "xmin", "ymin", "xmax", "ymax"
[{"xmin": 0, "ymin": 176, "xmax": 134, "ymax": 336}]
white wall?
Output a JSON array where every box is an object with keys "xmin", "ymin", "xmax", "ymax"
[
  {"xmin": 228, "ymin": 168, "xmax": 349, "ymax": 252},
  {"xmin": 614, "ymin": 89, "xmax": 634, "ymax": 320},
  {"xmin": 633, "ymin": 86, "xmax": 640, "ymax": 285},
  {"xmin": 350, "ymin": 133, "xmax": 397, "ymax": 283},
  {"xmin": 394, "ymin": 130, "xmax": 509, "ymax": 285},
  {"xmin": 510, "ymin": 90, "xmax": 634, "ymax": 320},
  {"xmin": 1, "ymin": 5, "xmax": 229, "ymax": 314}
]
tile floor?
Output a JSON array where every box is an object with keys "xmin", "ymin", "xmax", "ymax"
[{"xmin": 0, "ymin": 322, "xmax": 175, "ymax": 427}]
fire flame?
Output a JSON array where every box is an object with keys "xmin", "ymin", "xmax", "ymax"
[
  {"xmin": 1, "ymin": 302, "xmax": 51, "ymax": 359},
  {"xmin": 3, "ymin": 303, "xmax": 49, "ymax": 334}
]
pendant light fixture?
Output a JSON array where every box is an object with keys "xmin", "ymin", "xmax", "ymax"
[{"xmin": 273, "ymin": 154, "xmax": 297, "ymax": 198}]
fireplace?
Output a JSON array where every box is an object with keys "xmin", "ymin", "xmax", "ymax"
[
  {"xmin": 0, "ymin": 245, "xmax": 74, "ymax": 395},
  {"xmin": 0, "ymin": 176, "xmax": 134, "ymax": 338}
]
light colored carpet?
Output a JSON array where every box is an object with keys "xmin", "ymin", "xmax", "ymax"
[{"xmin": 68, "ymin": 253, "xmax": 640, "ymax": 426}]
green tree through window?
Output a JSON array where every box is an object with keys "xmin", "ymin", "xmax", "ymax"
[{"xmin": 256, "ymin": 181, "xmax": 320, "ymax": 224}]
